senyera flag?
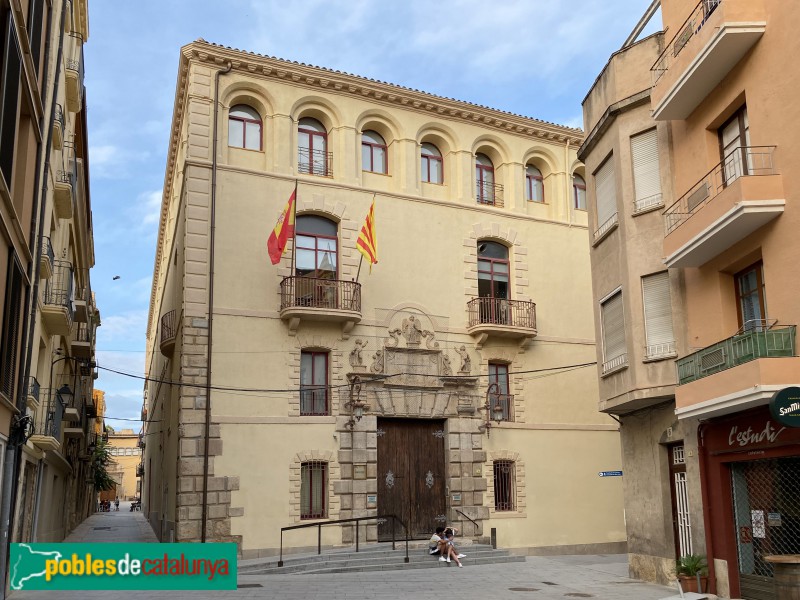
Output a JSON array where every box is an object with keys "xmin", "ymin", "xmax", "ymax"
[
  {"xmin": 267, "ymin": 189, "xmax": 296, "ymax": 265},
  {"xmin": 356, "ymin": 198, "xmax": 377, "ymax": 271}
]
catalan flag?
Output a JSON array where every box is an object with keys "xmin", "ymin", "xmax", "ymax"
[
  {"xmin": 267, "ymin": 188, "xmax": 296, "ymax": 265},
  {"xmin": 356, "ymin": 198, "xmax": 378, "ymax": 271}
]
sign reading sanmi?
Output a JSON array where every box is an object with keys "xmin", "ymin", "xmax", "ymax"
[
  {"xmin": 770, "ymin": 386, "xmax": 800, "ymax": 428},
  {"xmin": 598, "ymin": 471, "xmax": 623, "ymax": 477}
]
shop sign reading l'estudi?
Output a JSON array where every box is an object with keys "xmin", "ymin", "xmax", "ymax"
[{"xmin": 770, "ymin": 386, "xmax": 800, "ymax": 428}]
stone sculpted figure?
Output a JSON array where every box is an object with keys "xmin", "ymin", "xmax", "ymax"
[
  {"xmin": 402, "ymin": 315, "xmax": 423, "ymax": 346},
  {"xmin": 456, "ymin": 345, "xmax": 471, "ymax": 374},
  {"xmin": 441, "ymin": 353, "xmax": 453, "ymax": 376},
  {"xmin": 371, "ymin": 348, "xmax": 385, "ymax": 374},
  {"xmin": 349, "ymin": 339, "xmax": 368, "ymax": 368}
]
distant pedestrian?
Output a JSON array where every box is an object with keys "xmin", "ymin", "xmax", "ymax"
[{"xmin": 115, "ymin": 497, "xmax": 120, "ymax": 511}]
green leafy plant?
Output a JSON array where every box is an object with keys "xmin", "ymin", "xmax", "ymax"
[
  {"xmin": 677, "ymin": 554, "xmax": 708, "ymax": 577},
  {"xmin": 91, "ymin": 439, "xmax": 117, "ymax": 492}
]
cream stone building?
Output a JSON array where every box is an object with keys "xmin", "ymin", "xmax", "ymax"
[
  {"xmin": 0, "ymin": 0, "xmax": 99, "ymax": 570},
  {"xmin": 580, "ymin": 1, "xmax": 800, "ymax": 598},
  {"xmin": 106, "ymin": 428, "xmax": 142, "ymax": 501},
  {"xmin": 142, "ymin": 39, "xmax": 625, "ymax": 557}
]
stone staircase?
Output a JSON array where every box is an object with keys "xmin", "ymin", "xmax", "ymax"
[{"xmin": 239, "ymin": 541, "xmax": 525, "ymax": 575}]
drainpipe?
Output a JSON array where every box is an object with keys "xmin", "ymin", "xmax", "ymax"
[
  {"xmin": 200, "ymin": 60, "xmax": 231, "ymax": 543},
  {"xmin": 0, "ymin": 1, "xmax": 63, "ymax": 596}
]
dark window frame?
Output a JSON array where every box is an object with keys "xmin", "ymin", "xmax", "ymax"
[
  {"xmin": 300, "ymin": 350, "xmax": 329, "ymax": 416},
  {"xmin": 493, "ymin": 460, "xmax": 515, "ymax": 511},
  {"xmin": 0, "ymin": 252, "xmax": 24, "ymax": 400},
  {"xmin": 475, "ymin": 155, "xmax": 495, "ymax": 204},
  {"xmin": 361, "ymin": 130, "xmax": 387, "ymax": 174},
  {"xmin": 477, "ymin": 242, "xmax": 510, "ymax": 300},
  {"xmin": 298, "ymin": 118, "xmax": 329, "ymax": 176},
  {"xmin": 300, "ymin": 461, "xmax": 327, "ymax": 519},
  {"xmin": 525, "ymin": 166, "xmax": 544, "ymax": 203},
  {"xmin": 734, "ymin": 260, "xmax": 766, "ymax": 331},
  {"xmin": 228, "ymin": 105, "xmax": 263, "ymax": 151},
  {"xmin": 573, "ymin": 175, "xmax": 587, "ymax": 210},
  {"xmin": 421, "ymin": 143, "xmax": 443, "ymax": 184}
]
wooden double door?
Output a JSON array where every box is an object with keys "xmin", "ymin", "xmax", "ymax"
[{"xmin": 377, "ymin": 418, "xmax": 446, "ymax": 540}]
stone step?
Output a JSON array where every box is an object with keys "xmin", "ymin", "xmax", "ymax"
[
  {"xmin": 242, "ymin": 548, "xmax": 520, "ymax": 575},
  {"xmin": 291, "ymin": 554, "xmax": 527, "ymax": 575},
  {"xmin": 240, "ymin": 543, "xmax": 497, "ymax": 573}
]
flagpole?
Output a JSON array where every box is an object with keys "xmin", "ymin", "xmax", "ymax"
[
  {"xmin": 356, "ymin": 255, "xmax": 363, "ymax": 283},
  {"xmin": 290, "ymin": 179, "xmax": 298, "ymax": 273}
]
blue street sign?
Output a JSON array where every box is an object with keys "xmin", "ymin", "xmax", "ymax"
[{"xmin": 598, "ymin": 470, "xmax": 623, "ymax": 477}]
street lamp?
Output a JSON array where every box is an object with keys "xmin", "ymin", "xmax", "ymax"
[
  {"xmin": 344, "ymin": 375, "xmax": 369, "ymax": 430},
  {"xmin": 56, "ymin": 383, "xmax": 74, "ymax": 407},
  {"xmin": 478, "ymin": 382, "xmax": 505, "ymax": 437}
]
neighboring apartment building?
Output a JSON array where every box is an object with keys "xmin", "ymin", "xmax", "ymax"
[
  {"xmin": 0, "ymin": 0, "xmax": 99, "ymax": 567},
  {"xmin": 580, "ymin": 1, "xmax": 800, "ymax": 598},
  {"xmin": 107, "ymin": 428, "xmax": 142, "ymax": 500},
  {"xmin": 141, "ymin": 39, "xmax": 626, "ymax": 557}
]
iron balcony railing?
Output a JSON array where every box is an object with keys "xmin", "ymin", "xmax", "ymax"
[
  {"xmin": 41, "ymin": 236, "xmax": 55, "ymax": 266},
  {"xmin": 160, "ymin": 309, "xmax": 178, "ymax": 348},
  {"xmin": 299, "ymin": 386, "xmax": 329, "ymax": 416},
  {"xmin": 136, "ymin": 463, "xmax": 144, "ymax": 477},
  {"xmin": 663, "ymin": 146, "xmax": 777, "ymax": 235},
  {"xmin": 476, "ymin": 181, "xmax": 504, "ymax": 207},
  {"xmin": 467, "ymin": 297, "xmax": 536, "ymax": 330},
  {"xmin": 492, "ymin": 393, "xmax": 515, "ymax": 422},
  {"xmin": 280, "ymin": 276, "xmax": 361, "ymax": 313},
  {"xmin": 66, "ymin": 34, "xmax": 85, "ymax": 87},
  {"xmin": 28, "ymin": 377, "xmax": 40, "ymax": 403},
  {"xmin": 652, "ymin": 0, "xmax": 722, "ymax": 85},
  {"xmin": 298, "ymin": 147, "xmax": 333, "ymax": 177},
  {"xmin": 42, "ymin": 261, "xmax": 74, "ymax": 318},
  {"xmin": 54, "ymin": 104, "xmax": 64, "ymax": 129},
  {"xmin": 36, "ymin": 389, "xmax": 64, "ymax": 439},
  {"xmin": 593, "ymin": 213, "xmax": 619, "ymax": 242},
  {"xmin": 677, "ymin": 323, "xmax": 796, "ymax": 385},
  {"xmin": 75, "ymin": 322, "xmax": 92, "ymax": 343}
]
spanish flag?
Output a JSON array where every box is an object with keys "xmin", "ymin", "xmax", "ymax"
[
  {"xmin": 267, "ymin": 189, "xmax": 296, "ymax": 265},
  {"xmin": 356, "ymin": 197, "xmax": 378, "ymax": 271}
]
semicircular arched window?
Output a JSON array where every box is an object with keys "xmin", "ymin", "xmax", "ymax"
[
  {"xmin": 362, "ymin": 130, "xmax": 387, "ymax": 174},
  {"xmin": 476, "ymin": 154, "xmax": 497, "ymax": 205},
  {"xmin": 525, "ymin": 165, "xmax": 544, "ymax": 202},
  {"xmin": 295, "ymin": 215, "xmax": 338, "ymax": 279},
  {"xmin": 573, "ymin": 174, "xmax": 587, "ymax": 210},
  {"xmin": 228, "ymin": 105, "xmax": 262, "ymax": 151},
  {"xmin": 298, "ymin": 118, "xmax": 329, "ymax": 176},
  {"xmin": 421, "ymin": 143, "xmax": 443, "ymax": 184}
]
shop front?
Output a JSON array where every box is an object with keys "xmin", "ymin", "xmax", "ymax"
[{"xmin": 701, "ymin": 406, "xmax": 800, "ymax": 600}]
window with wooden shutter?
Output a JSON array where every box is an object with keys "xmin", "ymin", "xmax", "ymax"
[
  {"xmin": 0, "ymin": 15, "xmax": 22, "ymax": 188},
  {"xmin": 642, "ymin": 272, "xmax": 675, "ymax": 359},
  {"xmin": 594, "ymin": 156, "xmax": 617, "ymax": 240},
  {"xmin": 631, "ymin": 129, "xmax": 662, "ymax": 212},
  {"xmin": 601, "ymin": 290, "xmax": 626, "ymax": 373},
  {"xmin": 0, "ymin": 254, "xmax": 24, "ymax": 400}
]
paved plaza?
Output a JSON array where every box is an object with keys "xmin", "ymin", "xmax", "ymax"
[{"xmin": 9, "ymin": 503, "xmax": 684, "ymax": 600}]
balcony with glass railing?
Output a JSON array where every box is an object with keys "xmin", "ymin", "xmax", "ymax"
[
  {"xmin": 651, "ymin": 0, "xmax": 766, "ymax": 120},
  {"xmin": 466, "ymin": 297, "xmax": 537, "ymax": 348},
  {"xmin": 279, "ymin": 276, "xmax": 362, "ymax": 335},
  {"xmin": 663, "ymin": 146, "xmax": 784, "ymax": 268}
]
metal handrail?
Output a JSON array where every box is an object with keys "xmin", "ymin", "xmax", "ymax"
[
  {"xmin": 476, "ymin": 180, "xmax": 504, "ymax": 207},
  {"xmin": 160, "ymin": 309, "xmax": 178, "ymax": 347},
  {"xmin": 454, "ymin": 508, "xmax": 478, "ymax": 530},
  {"xmin": 280, "ymin": 276, "xmax": 362, "ymax": 313},
  {"xmin": 663, "ymin": 145, "xmax": 777, "ymax": 235},
  {"xmin": 278, "ymin": 514, "xmax": 410, "ymax": 567},
  {"xmin": 652, "ymin": 0, "xmax": 722, "ymax": 85},
  {"xmin": 41, "ymin": 236, "xmax": 55, "ymax": 265},
  {"xmin": 297, "ymin": 147, "xmax": 333, "ymax": 177},
  {"xmin": 467, "ymin": 297, "xmax": 536, "ymax": 330}
]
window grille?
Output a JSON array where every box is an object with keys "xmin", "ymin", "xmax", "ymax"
[
  {"xmin": 301, "ymin": 461, "xmax": 327, "ymax": 519},
  {"xmin": 673, "ymin": 445, "xmax": 685, "ymax": 465},
  {"xmin": 493, "ymin": 460, "xmax": 515, "ymax": 511}
]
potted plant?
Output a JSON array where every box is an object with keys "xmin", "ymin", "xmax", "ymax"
[{"xmin": 677, "ymin": 554, "xmax": 708, "ymax": 593}]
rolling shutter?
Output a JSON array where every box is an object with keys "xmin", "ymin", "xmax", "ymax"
[
  {"xmin": 595, "ymin": 156, "xmax": 617, "ymax": 228},
  {"xmin": 601, "ymin": 291, "xmax": 625, "ymax": 364},
  {"xmin": 631, "ymin": 129, "xmax": 661, "ymax": 209},
  {"xmin": 642, "ymin": 272, "xmax": 675, "ymax": 357}
]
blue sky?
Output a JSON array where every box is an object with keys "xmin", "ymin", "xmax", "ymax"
[{"xmin": 86, "ymin": 0, "xmax": 660, "ymax": 428}]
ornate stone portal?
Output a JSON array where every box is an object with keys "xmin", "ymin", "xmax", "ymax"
[{"xmin": 335, "ymin": 312, "xmax": 489, "ymax": 543}]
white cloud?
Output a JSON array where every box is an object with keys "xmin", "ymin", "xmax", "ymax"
[
  {"xmin": 96, "ymin": 310, "xmax": 149, "ymax": 345},
  {"xmin": 89, "ymin": 144, "xmax": 151, "ymax": 179}
]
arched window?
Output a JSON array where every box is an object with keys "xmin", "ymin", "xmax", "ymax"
[
  {"xmin": 228, "ymin": 105, "xmax": 262, "ymax": 150},
  {"xmin": 475, "ymin": 154, "xmax": 496, "ymax": 205},
  {"xmin": 295, "ymin": 215, "xmax": 337, "ymax": 279},
  {"xmin": 477, "ymin": 241, "xmax": 509, "ymax": 299},
  {"xmin": 525, "ymin": 165, "xmax": 544, "ymax": 202},
  {"xmin": 361, "ymin": 130, "xmax": 387, "ymax": 174},
  {"xmin": 420, "ymin": 143, "xmax": 443, "ymax": 184},
  {"xmin": 298, "ymin": 118, "xmax": 329, "ymax": 176},
  {"xmin": 573, "ymin": 174, "xmax": 587, "ymax": 210}
]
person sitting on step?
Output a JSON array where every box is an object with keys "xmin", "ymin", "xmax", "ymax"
[{"xmin": 437, "ymin": 530, "xmax": 464, "ymax": 567}]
